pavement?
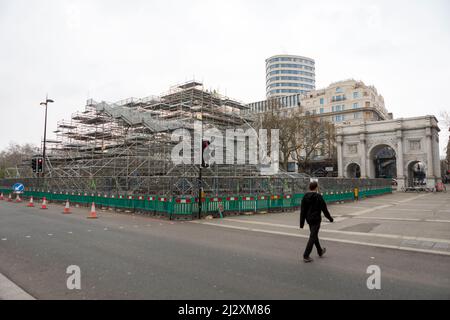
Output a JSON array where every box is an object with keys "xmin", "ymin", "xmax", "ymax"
[{"xmin": 0, "ymin": 191, "xmax": 449, "ymax": 300}]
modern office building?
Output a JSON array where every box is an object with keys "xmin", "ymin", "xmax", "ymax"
[
  {"xmin": 248, "ymin": 79, "xmax": 392, "ymax": 126},
  {"xmin": 266, "ymin": 54, "xmax": 316, "ymax": 98}
]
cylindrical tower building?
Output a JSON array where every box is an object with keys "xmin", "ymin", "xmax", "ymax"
[{"xmin": 266, "ymin": 54, "xmax": 316, "ymax": 98}]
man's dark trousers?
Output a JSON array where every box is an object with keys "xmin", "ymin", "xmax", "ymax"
[{"xmin": 303, "ymin": 223, "xmax": 323, "ymax": 258}]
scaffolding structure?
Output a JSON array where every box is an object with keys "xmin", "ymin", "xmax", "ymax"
[{"xmin": 13, "ymin": 81, "xmax": 280, "ymax": 195}]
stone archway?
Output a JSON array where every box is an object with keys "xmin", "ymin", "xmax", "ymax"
[
  {"xmin": 407, "ymin": 161, "xmax": 427, "ymax": 188},
  {"xmin": 346, "ymin": 163, "xmax": 361, "ymax": 178},
  {"xmin": 368, "ymin": 144, "xmax": 397, "ymax": 179},
  {"xmin": 336, "ymin": 116, "xmax": 442, "ymax": 189}
]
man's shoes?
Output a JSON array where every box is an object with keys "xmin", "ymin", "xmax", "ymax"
[
  {"xmin": 319, "ymin": 248, "xmax": 327, "ymax": 258},
  {"xmin": 303, "ymin": 257, "xmax": 314, "ymax": 263}
]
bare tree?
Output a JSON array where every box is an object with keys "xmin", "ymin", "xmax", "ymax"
[
  {"xmin": 0, "ymin": 142, "xmax": 37, "ymax": 178},
  {"xmin": 440, "ymin": 111, "xmax": 450, "ymax": 168},
  {"xmin": 259, "ymin": 98, "xmax": 298, "ymax": 171},
  {"xmin": 293, "ymin": 115, "xmax": 329, "ymax": 173}
]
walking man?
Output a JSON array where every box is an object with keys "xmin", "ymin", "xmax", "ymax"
[{"xmin": 300, "ymin": 181, "xmax": 334, "ymax": 263}]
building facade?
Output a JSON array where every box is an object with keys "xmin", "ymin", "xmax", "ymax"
[
  {"xmin": 266, "ymin": 55, "xmax": 316, "ymax": 98},
  {"xmin": 248, "ymin": 79, "xmax": 392, "ymax": 126},
  {"xmin": 246, "ymin": 79, "xmax": 392, "ymax": 175}
]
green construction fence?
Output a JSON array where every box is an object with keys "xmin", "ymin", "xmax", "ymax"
[{"xmin": 0, "ymin": 186, "xmax": 392, "ymax": 219}]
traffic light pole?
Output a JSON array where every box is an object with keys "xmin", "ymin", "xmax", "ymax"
[
  {"xmin": 198, "ymin": 167, "xmax": 202, "ymax": 220},
  {"xmin": 198, "ymin": 105, "xmax": 203, "ymax": 220}
]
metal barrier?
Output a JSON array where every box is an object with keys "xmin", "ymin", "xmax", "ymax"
[{"xmin": 0, "ymin": 185, "xmax": 393, "ymax": 220}]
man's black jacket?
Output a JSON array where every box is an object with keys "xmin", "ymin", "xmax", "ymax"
[{"xmin": 300, "ymin": 192, "xmax": 333, "ymax": 228}]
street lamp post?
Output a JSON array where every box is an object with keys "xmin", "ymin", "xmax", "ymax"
[{"xmin": 40, "ymin": 96, "xmax": 54, "ymax": 177}]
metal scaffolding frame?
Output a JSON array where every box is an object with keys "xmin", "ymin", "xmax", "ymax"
[{"xmin": 12, "ymin": 81, "xmax": 274, "ymax": 195}]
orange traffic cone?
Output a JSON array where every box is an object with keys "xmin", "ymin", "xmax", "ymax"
[
  {"xmin": 15, "ymin": 194, "xmax": 22, "ymax": 203},
  {"xmin": 63, "ymin": 200, "xmax": 71, "ymax": 214},
  {"xmin": 41, "ymin": 197, "xmax": 48, "ymax": 210},
  {"xmin": 7, "ymin": 194, "xmax": 12, "ymax": 202},
  {"xmin": 0, "ymin": 193, "xmax": 4, "ymax": 200},
  {"xmin": 27, "ymin": 197, "xmax": 35, "ymax": 208},
  {"xmin": 87, "ymin": 202, "xmax": 98, "ymax": 219}
]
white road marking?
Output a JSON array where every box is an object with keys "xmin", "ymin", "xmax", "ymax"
[
  {"xmin": 194, "ymin": 221, "xmax": 450, "ymax": 256},
  {"xmin": 397, "ymin": 194, "xmax": 430, "ymax": 203},
  {"xmin": 1, "ymin": 238, "xmax": 7, "ymax": 241},
  {"xmin": 353, "ymin": 217, "xmax": 422, "ymax": 222},
  {"xmin": 330, "ymin": 205, "xmax": 368, "ymax": 210},
  {"xmin": 25, "ymin": 236, "xmax": 31, "ymax": 239},
  {"xmin": 346, "ymin": 205, "xmax": 392, "ymax": 217},
  {"xmin": 48, "ymin": 234, "xmax": 53, "ymax": 236},
  {"xmin": 208, "ymin": 218, "xmax": 450, "ymax": 244},
  {"xmin": 67, "ymin": 231, "xmax": 73, "ymax": 234},
  {"xmin": 425, "ymin": 219, "xmax": 450, "ymax": 223},
  {"xmin": 381, "ymin": 208, "xmax": 433, "ymax": 212},
  {"xmin": 352, "ymin": 217, "xmax": 450, "ymax": 223}
]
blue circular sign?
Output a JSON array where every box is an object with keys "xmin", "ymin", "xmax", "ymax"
[{"xmin": 12, "ymin": 183, "xmax": 24, "ymax": 192}]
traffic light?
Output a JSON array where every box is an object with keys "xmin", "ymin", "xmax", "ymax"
[
  {"xmin": 201, "ymin": 140, "xmax": 210, "ymax": 168},
  {"xmin": 32, "ymin": 158, "xmax": 37, "ymax": 173},
  {"xmin": 37, "ymin": 157, "xmax": 43, "ymax": 173}
]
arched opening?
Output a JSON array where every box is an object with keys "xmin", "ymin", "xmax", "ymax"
[
  {"xmin": 369, "ymin": 144, "xmax": 397, "ymax": 179},
  {"xmin": 346, "ymin": 163, "xmax": 361, "ymax": 178},
  {"xmin": 407, "ymin": 161, "xmax": 427, "ymax": 188}
]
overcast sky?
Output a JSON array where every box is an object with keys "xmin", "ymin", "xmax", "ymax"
[{"xmin": 0, "ymin": 0, "xmax": 449, "ymax": 155}]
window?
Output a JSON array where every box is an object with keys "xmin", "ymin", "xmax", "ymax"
[
  {"xmin": 320, "ymin": 108, "xmax": 324, "ymax": 114},
  {"xmin": 320, "ymin": 98, "xmax": 324, "ymax": 105},
  {"xmin": 336, "ymin": 87, "xmax": 343, "ymax": 93},
  {"xmin": 332, "ymin": 105, "xmax": 343, "ymax": 112},
  {"xmin": 353, "ymin": 92, "xmax": 359, "ymax": 99},
  {"xmin": 335, "ymin": 115, "xmax": 344, "ymax": 122},
  {"xmin": 353, "ymin": 103, "xmax": 359, "ymax": 109}
]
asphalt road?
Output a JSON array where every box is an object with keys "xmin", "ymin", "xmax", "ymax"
[{"xmin": 0, "ymin": 195, "xmax": 449, "ymax": 300}]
